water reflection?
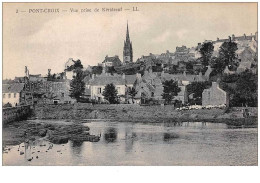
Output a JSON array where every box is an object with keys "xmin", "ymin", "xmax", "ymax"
[
  {"xmin": 3, "ymin": 121, "xmax": 258, "ymax": 166},
  {"xmin": 163, "ymin": 133, "xmax": 179, "ymax": 141},
  {"xmin": 70, "ymin": 141, "xmax": 83, "ymax": 156},
  {"xmin": 104, "ymin": 127, "xmax": 118, "ymax": 143}
]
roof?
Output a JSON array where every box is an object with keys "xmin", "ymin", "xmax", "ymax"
[
  {"xmin": 161, "ymin": 72, "xmax": 206, "ymax": 82},
  {"xmin": 125, "ymin": 74, "xmax": 136, "ymax": 85},
  {"xmin": 3, "ymin": 83, "xmax": 25, "ymax": 93},
  {"xmin": 102, "ymin": 56, "xmax": 122, "ymax": 65},
  {"xmin": 89, "ymin": 74, "xmax": 125, "ymax": 86}
]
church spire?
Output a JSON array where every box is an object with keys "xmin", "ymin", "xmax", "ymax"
[
  {"xmin": 123, "ymin": 21, "xmax": 133, "ymax": 64},
  {"xmin": 126, "ymin": 20, "xmax": 130, "ymax": 42}
]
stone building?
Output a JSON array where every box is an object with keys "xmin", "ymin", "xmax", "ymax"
[
  {"xmin": 50, "ymin": 79, "xmax": 76, "ymax": 104},
  {"xmin": 86, "ymin": 68, "xmax": 136, "ymax": 103},
  {"xmin": 2, "ymin": 83, "xmax": 25, "ymax": 107},
  {"xmin": 202, "ymin": 82, "xmax": 229, "ymax": 106},
  {"xmin": 134, "ymin": 69, "xmax": 188, "ymax": 104},
  {"xmin": 123, "ymin": 22, "xmax": 133, "ymax": 64},
  {"xmin": 102, "ymin": 55, "xmax": 122, "ymax": 67}
]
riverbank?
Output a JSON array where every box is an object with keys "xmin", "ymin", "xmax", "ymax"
[
  {"xmin": 33, "ymin": 104, "xmax": 257, "ymax": 125},
  {"xmin": 2, "ymin": 120, "xmax": 100, "ymax": 148}
]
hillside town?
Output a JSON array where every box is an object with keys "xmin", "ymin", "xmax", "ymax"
[{"xmin": 2, "ymin": 23, "xmax": 258, "ymax": 109}]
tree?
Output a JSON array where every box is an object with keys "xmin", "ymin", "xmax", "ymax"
[
  {"xmin": 187, "ymin": 81, "xmax": 212, "ymax": 105},
  {"xmin": 199, "ymin": 42, "xmax": 214, "ymax": 67},
  {"xmin": 66, "ymin": 59, "xmax": 83, "ymax": 71},
  {"xmin": 209, "ymin": 56, "xmax": 226, "ymax": 74},
  {"xmin": 102, "ymin": 83, "xmax": 118, "ymax": 104},
  {"xmin": 220, "ymin": 70, "xmax": 257, "ymax": 107},
  {"xmin": 219, "ymin": 41, "xmax": 238, "ymax": 67},
  {"xmin": 69, "ymin": 68, "xmax": 85, "ymax": 102},
  {"xmin": 233, "ymin": 70, "xmax": 257, "ymax": 107},
  {"xmin": 162, "ymin": 79, "xmax": 181, "ymax": 104},
  {"xmin": 127, "ymin": 87, "xmax": 137, "ymax": 103},
  {"xmin": 73, "ymin": 59, "xmax": 83, "ymax": 70},
  {"xmin": 92, "ymin": 66, "xmax": 103, "ymax": 75}
]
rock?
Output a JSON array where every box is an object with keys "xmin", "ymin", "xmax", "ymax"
[
  {"xmin": 38, "ymin": 129, "xmax": 47, "ymax": 137},
  {"xmin": 36, "ymin": 156, "xmax": 38, "ymax": 159},
  {"xmin": 37, "ymin": 151, "xmax": 40, "ymax": 152},
  {"xmin": 50, "ymin": 136, "xmax": 69, "ymax": 144},
  {"xmin": 20, "ymin": 151, "xmax": 24, "ymax": 155},
  {"xmin": 29, "ymin": 137, "xmax": 36, "ymax": 141},
  {"xmin": 27, "ymin": 158, "xmax": 33, "ymax": 161}
]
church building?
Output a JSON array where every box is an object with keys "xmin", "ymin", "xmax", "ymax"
[{"xmin": 123, "ymin": 22, "xmax": 133, "ymax": 64}]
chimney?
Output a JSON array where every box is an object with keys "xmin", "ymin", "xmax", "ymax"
[
  {"xmin": 136, "ymin": 73, "xmax": 142, "ymax": 81},
  {"xmin": 161, "ymin": 70, "xmax": 165, "ymax": 77},
  {"xmin": 102, "ymin": 66, "xmax": 106, "ymax": 74},
  {"xmin": 161, "ymin": 63, "xmax": 164, "ymax": 68},
  {"xmin": 212, "ymin": 82, "xmax": 218, "ymax": 88},
  {"xmin": 183, "ymin": 71, "xmax": 187, "ymax": 77},
  {"xmin": 144, "ymin": 70, "xmax": 148, "ymax": 76},
  {"xmin": 92, "ymin": 74, "xmax": 95, "ymax": 79},
  {"xmin": 217, "ymin": 37, "xmax": 219, "ymax": 41},
  {"xmin": 232, "ymin": 34, "xmax": 235, "ymax": 41},
  {"xmin": 122, "ymin": 73, "xmax": 125, "ymax": 79},
  {"xmin": 244, "ymin": 33, "xmax": 246, "ymax": 38},
  {"xmin": 198, "ymin": 71, "xmax": 202, "ymax": 81},
  {"xmin": 149, "ymin": 67, "xmax": 153, "ymax": 73},
  {"xmin": 228, "ymin": 36, "xmax": 231, "ymax": 42}
]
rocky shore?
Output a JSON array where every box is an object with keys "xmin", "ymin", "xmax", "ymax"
[{"xmin": 2, "ymin": 120, "xmax": 100, "ymax": 148}]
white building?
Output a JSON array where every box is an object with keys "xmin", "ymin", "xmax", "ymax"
[
  {"xmin": 86, "ymin": 69, "xmax": 136, "ymax": 103},
  {"xmin": 202, "ymin": 82, "xmax": 229, "ymax": 106},
  {"xmin": 2, "ymin": 83, "xmax": 25, "ymax": 107}
]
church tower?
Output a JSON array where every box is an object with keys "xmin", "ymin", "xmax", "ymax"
[{"xmin": 123, "ymin": 21, "xmax": 133, "ymax": 64}]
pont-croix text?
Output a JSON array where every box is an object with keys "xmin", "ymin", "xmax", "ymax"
[{"xmin": 16, "ymin": 7, "xmax": 140, "ymax": 14}]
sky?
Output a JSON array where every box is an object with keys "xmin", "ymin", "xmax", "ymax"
[{"xmin": 3, "ymin": 3, "xmax": 257, "ymax": 79}]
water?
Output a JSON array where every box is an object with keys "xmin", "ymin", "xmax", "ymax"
[{"xmin": 3, "ymin": 121, "xmax": 258, "ymax": 166}]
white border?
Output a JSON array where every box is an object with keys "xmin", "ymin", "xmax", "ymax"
[{"xmin": 0, "ymin": 1, "xmax": 259, "ymax": 183}]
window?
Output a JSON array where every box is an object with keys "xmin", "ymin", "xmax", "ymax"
[
  {"xmin": 3, "ymin": 94, "xmax": 5, "ymax": 98},
  {"xmin": 97, "ymin": 88, "xmax": 102, "ymax": 94},
  {"xmin": 8, "ymin": 93, "xmax": 11, "ymax": 98},
  {"xmin": 14, "ymin": 93, "xmax": 16, "ymax": 98},
  {"xmin": 117, "ymin": 87, "xmax": 120, "ymax": 93}
]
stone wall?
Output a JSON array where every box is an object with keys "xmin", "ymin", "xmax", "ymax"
[
  {"xmin": 2, "ymin": 105, "xmax": 31, "ymax": 124},
  {"xmin": 33, "ymin": 103, "xmax": 227, "ymax": 122}
]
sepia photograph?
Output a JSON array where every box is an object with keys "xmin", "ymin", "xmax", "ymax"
[{"xmin": 1, "ymin": 2, "xmax": 258, "ymax": 166}]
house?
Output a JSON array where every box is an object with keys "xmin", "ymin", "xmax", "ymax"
[
  {"xmin": 236, "ymin": 47, "xmax": 256, "ymax": 73},
  {"xmin": 2, "ymin": 83, "xmax": 25, "ymax": 107},
  {"xmin": 134, "ymin": 70, "xmax": 164, "ymax": 104},
  {"xmin": 202, "ymin": 82, "xmax": 229, "ymax": 106},
  {"xmin": 50, "ymin": 79, "xmax": 76, "ymax": 104},
  {"xmin": 102, "ymin": 55, "xmax": 122, "ymax": 67},
  {"xmin": 86, "ymin": 68, "xmax": 136, "ymax": 103},
  {"xmin": 134, "ymin": 69, "xmax": 188, "ymax": 104},
  {"xmin": 161, "ymin": 70, "xmax": 207, "ymax": 86}
]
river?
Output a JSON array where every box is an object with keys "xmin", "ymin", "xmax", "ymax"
[{"xmin": 3, "ymin": 121, "xmax": 258, "ymax": 166}]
